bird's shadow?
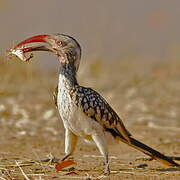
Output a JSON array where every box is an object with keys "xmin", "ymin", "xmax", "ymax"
[
  {"xmin": 155, "ymin": 167, "xmax": 180, "ymax": 172},
  {"xmin": 136, "ymin": 156, "xmax": 180, "ymax": 172},
  {"xmin": 136, "ymin": 156, "xmax": 180, "ymax": 162}
]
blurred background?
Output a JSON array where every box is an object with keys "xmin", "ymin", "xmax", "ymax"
[
  {"xmin": 1, "ymin": 0, "xmax": 180, "ymax": 143},
  {"xmin": 0, "ymin": 1, "xmax": 180, "ymax": 178},
  {"xmin": 0, "ymin": 0, "xmax": 180, "ymax": 140},
  {"xmin": 1, "ymin": 0, "xmax": 180, "ymax": 65}
]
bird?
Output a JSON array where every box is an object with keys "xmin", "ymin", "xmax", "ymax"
[{"xmin": 9, "ymin": 34, "xmax": 179, "ymax": 175}]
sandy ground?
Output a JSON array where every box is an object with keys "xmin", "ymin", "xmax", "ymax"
[{"xmin": 0, "ymin": 58, "xmax": 180, "ymax": 179}]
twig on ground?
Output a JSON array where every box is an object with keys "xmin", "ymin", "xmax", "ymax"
[{"xmin": 15, "ymin": 161, "xmax": 30, "ymax": 180}]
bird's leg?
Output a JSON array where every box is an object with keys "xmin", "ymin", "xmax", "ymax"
[
  {"xmin": 104, "ymin": 154, "xmax": 110, "ymax": 176},
  {"xmin": 61, "ymin": 128, "xmax": 78, "ymax": 161},
  {"xmin": 40, "ymin": 129, "xmax": 77, "ymax": 163},
  {"xmin": 92, "ymin": 134, "xmax": 110, "ymax": 175}
]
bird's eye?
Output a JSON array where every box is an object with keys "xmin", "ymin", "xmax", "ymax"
[{"xmin": 56, "ymin": 40, "xmax": 67, "ymax": 47}]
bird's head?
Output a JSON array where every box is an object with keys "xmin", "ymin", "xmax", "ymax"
[{"xmin": 8, "ymin": 34, "xmax": 81, "ymax": 71}]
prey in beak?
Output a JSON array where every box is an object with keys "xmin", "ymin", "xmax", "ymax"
[
  {"xmin": 7, "ymin": 33, "xmax": 82, "ymax": 70},
  {"xmin": 7, "ymin": 35, "xmax": 52, "ymax": 62}
]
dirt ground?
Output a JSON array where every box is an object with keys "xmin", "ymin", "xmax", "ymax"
[{"xmin": 0, "ymin": 58, "xmax": 180, "ymax": 179}]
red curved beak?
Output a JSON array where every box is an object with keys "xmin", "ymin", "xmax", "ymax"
[
  {"xmin": 7, "ymin": 34, "xmax": 53, "ymax": 62},
  {"xmin": 14, "ymin": 35, "xmax": 49, "ymax": 49}
]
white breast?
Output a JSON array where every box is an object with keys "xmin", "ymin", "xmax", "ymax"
[
  {"xmin": 57, "ymin": 74, "xmax": 106, "ymax": 142},
  {"xmin": 58, "ymin": 90, "xmax": 105, "ymax": 140}
]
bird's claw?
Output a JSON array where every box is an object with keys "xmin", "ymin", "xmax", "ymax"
[{"xmin": 40, "ymin": 154, "xmax": 61, "ymax": 163}]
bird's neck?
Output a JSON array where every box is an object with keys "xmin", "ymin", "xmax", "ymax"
[{"xmin": 58, "ymin": 63, "xmax": 78, "ymax": 90}]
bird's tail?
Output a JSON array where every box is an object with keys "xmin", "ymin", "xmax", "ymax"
[{"xmin": 116, "ymin": 136, "xmax": 179, "ymax": 167}]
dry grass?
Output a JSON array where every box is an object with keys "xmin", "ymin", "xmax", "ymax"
[{"xmin": 0, "ymin": 56, "xmax": 180, "ymax": 179}]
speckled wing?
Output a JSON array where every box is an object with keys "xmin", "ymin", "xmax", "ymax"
[{"xmin": 74, "ymin": 86, "xmax": 131, "ymax": 141}]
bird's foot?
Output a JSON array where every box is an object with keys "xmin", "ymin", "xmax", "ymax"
[
  {"xmin": 40, "ymin": 153, "xmax": 60, "ymax": 163},
  {"xmin": 61, "ymin": 154, "xmax": 72, "ymax": 161},
  {"xmin": 103, "ymin": 163, "xmax": 110, "ymax": 176}
]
